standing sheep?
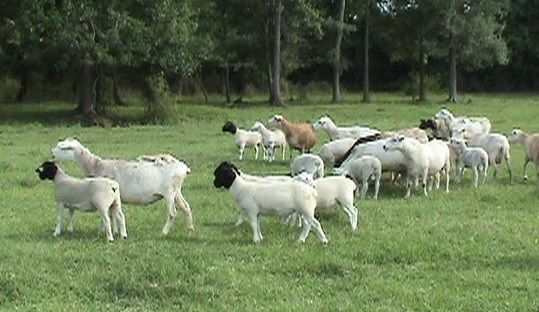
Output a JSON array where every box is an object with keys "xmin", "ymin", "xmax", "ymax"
[
  {"xmin": 268, "ymin": 115, "xmax": 317, "ymax": 157},
  {"xmin": 339, "ymin": 155, "xmax": 382, "ymax": 200},
  {"xmin": 36, "ymin": 161, "xmax": 127, "ymax": 242},
  {"xmin": 449, "ymin": 138, "xmax": 489, "ymax": 187},
  {"xmin": 507, "ymin": 129, "xmax": 539, "ymax": 181},
  {"xmin": 222, "ymin": 121, "xmax": 263, "ymax": 160},
  {"xmin": 251, "ymin": 121, "xmax": 287, "ymax": 162}
]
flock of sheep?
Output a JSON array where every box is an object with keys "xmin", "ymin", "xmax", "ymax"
[{"xmin": 35, "ymin": 109, "xmax": 538, "ymax": 243}]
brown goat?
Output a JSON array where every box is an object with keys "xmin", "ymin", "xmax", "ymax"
[{"xmin": 268, "ymin": 115, "xmax": 317, "ymax": 156}]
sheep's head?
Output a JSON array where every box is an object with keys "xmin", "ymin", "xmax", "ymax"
[
  {"xmin": 250, "ymin": 121, "xmax": 264, "ymax": 131},
  {"xmin": 213, "ymin": 161, "xmax": 239, "ymax": 189},
  {"xmin": 435, "ymin": 108, "xmax": 453, "ymax": 120},
  {"xmin": 449, "ymin": 138, "xmax": 467, "ymax": 153},
  {"xmin": 312, "ymin": 116, "xmax": 332, "ymax": 130},
  {"xmin": 450, "ymin": 126, "xmax": 467, "ymax": 139},
  {"xmin": 507, "ymin": 129, "xmax": 524, "ymax": 143},
  {"xmin": 419, "ymin": 118, "xmax": 437, "ymax": 130},
  {"xmin": 293, "ymin": 171, "xmax": 316, "ymax": 188},
  {"xmin": 222, "ymin": 121, "xmax": 237, "ymax": 134},
  {"xmin": 36, "ymin": 161, "xmax": 58, "ymax": 180},
  {"xmin": 52, "ymin": 138, "xmax": 82, "ymax": 162},
  {"xmin": 383, "ymin": 135, "xmax": 405, "ymax": 152},
  {"xmin": 268, "ymin": 115, "xmax": 284, "ymax": 126}
]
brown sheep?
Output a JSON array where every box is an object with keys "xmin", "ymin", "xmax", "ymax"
[
  {"xmin": 382, "ymin": 128, "xmax": 429, "ymax": 143},
  {"xmin": 508, "ymin": 129, "xmax": 539, "ymax": 181},
  {"xmin": 268, "ymin": 115, "xmax": 317, "ymax": 157}
]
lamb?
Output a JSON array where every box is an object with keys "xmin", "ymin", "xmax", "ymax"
[
  {"xmin": 507, "ymin": 129, "xmax": 539, "ymax": 181},
  {"xmin": 382, "ymin": 136, "xmax": 429, "ymax": 198},
  {"xmin": 449, "ymin": 138, "xmax": 489, "ymax": 187},
  {"xmin": 293, "ymin": 172, "xmax": 359, "ymax": 230},
  {"xmin": 268, "ymin": 115, "xmax": 317, "ymax": 156},
  {"xmin": 338, "ymin": 155, "xmax": 382, "ymax": 200},
  {"xmin": 222, "ymin": 121, "xmax": 263, "ymax": 160},
  {"xmin": 381, "ymin": 128, "xmax": 429, "ymax": 143},
  {"xmin": 52, "ymin": 138, "xmax": 193, "ymax": 235},
  {"xmin": 250, "ymin": 121, "xmax": 287, "ymax": 162},
  {"xmin": 435, "ymin": 109, "xmax": 491, "ymax": 139},
  {"xmin": 36, "ymin": 161, "xmax": 127, "ymax": 242},
  {"xmin": 318, "ymin": 138, "xmax": 356, "ymax": 168},
  {"xmin": 291, "ymin": 154, "xmax": 325, "ymax": 179},
  {"xmin": 213, "ymin": 162, "xmax": 328, "ymax": 244},
  {"xmin": 312, "ymin": 116, "xmax": 380, "ymax": 141},
  {"xmin": 452, "ymin": 130, "xmax": 512, "ymax": 181}
]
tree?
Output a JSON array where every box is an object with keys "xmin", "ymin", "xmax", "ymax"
[
  {"xmin": 270, "ymin": 0, "xmax": 284, "ymax": 106},
  {"xmin": 332, "ymin": 0, "xmax": 346, "ymax": 103}
]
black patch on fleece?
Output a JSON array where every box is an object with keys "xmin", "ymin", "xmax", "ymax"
[
  {"xmin": 334, "ymin": 133, "xmax": 382, "ymax": 168},
  {"xmin": 36, "ymin": 161, "xmax": 58, "ymax": 180},
  {"xmin": 222, "ymin": 121, "xmax": 237, "ymax": 134}
]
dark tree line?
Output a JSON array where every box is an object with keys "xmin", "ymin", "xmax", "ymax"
[{"xmin": 1, "ymin": 0, "xmax": 538, "ymax": 119}]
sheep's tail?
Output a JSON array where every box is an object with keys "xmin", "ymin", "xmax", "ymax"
[{"xmin": 334, "ymin": 133, "xmax": 381, "ymax": 168}]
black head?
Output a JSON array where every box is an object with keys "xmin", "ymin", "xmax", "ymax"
[
  {"xmin": 36, "ymin": 161, "xmax": 58, "ymax": 180},
  {"xmin": 213, "ymin": 161, "xmax": 238, "ymax": 188},
  {"xmin": 419, "ymin": 118, "xmax": 437, "ymax": 130},
  {"xmin": 222, "ymin": 121, "xmax": 237, "ymax": 134}
]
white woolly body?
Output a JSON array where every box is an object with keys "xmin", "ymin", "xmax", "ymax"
[
  {"xmin": 339, "ymin": 155, "xmax": 382, "ymax": 200},
  {"xmin": 318, "ymin": 138, "xmax": 356, "ymax": 167},
  {"xmin": 435, "ymin": 109, "xmax": 491, "ymax": 139},
  {"xmin": 291, "ymin": 154, "xmax": 325, "ymax": 179},
  {"xmin": 338, "ymin": 139, "xmax": 408, "ymax": 174},
  {"xmin": 313, "ymin": 116, "xmax": 380, "ymax": 141}
]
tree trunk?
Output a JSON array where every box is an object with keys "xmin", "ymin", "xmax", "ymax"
[
  {"xmin": 362, "ymin": 1, "xmax": 371, "ymax": 103},
  {"xmin": 418, "ymin": 51, "xmax": 427, "ymax": 102},
  {"xmin": 332, "ymin": 0, "xmax": 346, "ymax": 103},
  {"xmin": 112, "ymin": 67, "xmax": 125, "ymax": 106},
  {"xmin": 223, "ymin": 64, "xmax": 231, "ymax": 103},
  {"xmin": 448, "ymin": 42, "xmax": 458, "ymax": 102},
  {"xmin": 94, "ymin": 65, "xmax": 105, "ymax": 107},
  {"xmin": 16, "ymin": 67, "xmax": 28, "ymax": 102},
  {"xmin": 195, "ymin": 74, "xmax": 208, "ymax": 104},
  {"xmin": 78, "ymin": 62, "xmax": 96, "ymax": 117},
  {"xmin": 271, "ymin": 0, "xmax": 284, "ymax": 106}
]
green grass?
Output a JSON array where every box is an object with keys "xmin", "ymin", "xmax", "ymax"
[{"xmin": 0, "ymin": 93, "xmax": 537, "ymax": 311}]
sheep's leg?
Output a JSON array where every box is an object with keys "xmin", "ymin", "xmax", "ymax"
[
  {"xmin": 254, "ymin": 144, "xmax": 259, "ymax": 160},
  {"xmin": 302, "ymin": 215, "xmax": 328, "ymax": 244},
  {"xmin": 435, "ymin": 172, "xmax": 441, "ymax": 189},
  {"xmin": 404, "ymin": 177, "xmax": 412, "ymax": 199},
  {"xmin": 343, "ymin": 204, "xmax": 358, "ymax": 231},
  {"xmin": 360, "ymin": 180, "xmax": 368, "ymax": 200},
  {"xmin": 239, "ymin": 143, "xmax": 245, "ymax": 161},
  {"xmin": 493, "ymin": 161, "xmax": 499, "ymax": 179},
  {"xmin": 473, "ymin": 167, "xmax": 479, "ymax": 187},
  {"xmin": 523, "ymin": 158, "xmax": 530, "ymax": 181},
  {"xmin": 175, "ymin": 191, "xmax": 194, "ymax": 231},
  {"xmin": 235, "ymin": 213, "xmax": 245, "ymax": 227},
  {"xmin": 444, "ymin": 169, "xmax": 450, "ymax": 193},
  {"xmin": 67, "ymin": 208, "xmax": 75, "ymax": 233},
  {"xmin": 298, "ymin": 217, "xmax": 312, "ymax": 243},
  {"xmin": 505, "ymin": 153, "xmax": 512, "ymax": 182},
  {"xmin": 247, "ymin": 213, "xmax": 262, "ymax": 243},
  {"xmin": 373, "ymin": 176, "xmax": 380, "ymax": 200},
  {"xmin": 98, "ymin": 208, "xmax": 114, "ymax": 242},
  {"xmin": 481, "ymin": 165, "xmax": 488, "ymax": 185},
  {"xmin": 54, "ymin": 203, "xmax": 65, "ymax": 237},
  {"xmin": 162, "ymin": 195, "xmax": 177, "ymax": 235},
  {"xmin": 422, "ymin": 171, "xmax": 428, "ymax": 197},
  {"xmin": 256, "ymin": 216, "xmax": 263, "ymax": 241},
  {"xmin": 282, "ymin": 145, "xmax": 286, "ymax": 161},
  {"xmin": 111, "ymin": 202, "xmax": 127, "ymax": 239}
]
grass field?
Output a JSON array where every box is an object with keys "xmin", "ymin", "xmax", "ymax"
[{"xmin": 0, "ymin": 93, "xmax": 537, "ymax": 311}]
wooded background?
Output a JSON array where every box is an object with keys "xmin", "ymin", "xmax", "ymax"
[{"xmin": 1, "ymin": 0, "xmax": 537, "ymax": 119}]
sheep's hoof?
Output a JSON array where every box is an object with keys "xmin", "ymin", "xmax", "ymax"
[
  {"xmin": 321, "ymin": 239, "xmax": 329, "ymax": 245},
  {"xmin": 524, "ymin": 175, "xmax": 528, "ymax": 181},
  {"xmin": 53, "ymin": 231, "xmax": 61, "ymax": 238},
  {"xmin": 108, "ymin": 239, "xmax": 115, "ymax": 243},
  {"xmin": 122, "ymin": 236, "xmax": 128, "ymax": 240},
  {"xmin": 187, "ymin": 225, "xmax": 195, "ymax": 232},
  {"xmin": 297, "ymin": 239, "xmax": 306, "ymax": 244}
]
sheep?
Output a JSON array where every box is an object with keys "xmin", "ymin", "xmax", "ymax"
[
  {"xmin": 318, "ymin": 138, "xmax": 356, "ymax": 168},
  {"xmin": 52, "ymin": 138, "xmax": 193, "ymax": 235},
  {"xmin": 419, "ymin": 117, "xmax": 451, "ymax": 140},
  {"xmin": 382, "ymin": 136, "xmax": 429, "ymax": 198},
  {"xmin": 293, "ymin": 172, "xmax": 358, "ymax": 230},
  {"xmin": 312, "ymin": 116, "xmax": 381, "ymax": 141},
  {"xmin": 222, "ymin": 121, "xmax": 263, "ymax": 160},
  {"xmin": 507, "ymin": 129, "xmax": 539, "ymax": 181},
  {"xmin": 250, "ymin": 121, "xmax": 287, "ymax": 162},
  {"xmin": 213, "ymin": 162, "xmax": 328, "ymax": 244},
  {"xmin": 422, "ymin": 139, "xmax": 451, "ymax": 193},
  {"xmin": 338, "ymin": 155, "xmax": 382, "ymax": 200},
  {"xmin": 36, "ymin": 161, "xmax": 127, "ymax": 242},
  {"xmin": 268, "ymin": 115, "xmax": 317, "ymax": 157},
  {"xmin": 452, "ymin": 130, "xmax": 512, "ymax": 181},
  {"xmin": 381, "ymin": 128, "xmax": 429, "ymax": 143},
  {"xmin": 291, "ymin": 154, "xmax": 325, "ymax": 179},
  {"xmin": 449, "ymin": 138, "xmax": 489, "ymax": 187},
  {"xmin": 435, "ymin": 109, "xmax": 491, "ymax": 139}
]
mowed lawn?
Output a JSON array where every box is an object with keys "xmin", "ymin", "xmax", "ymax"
[{"xmin": 0, "ymin": 93, "xmax": 537, "ymax": 311}]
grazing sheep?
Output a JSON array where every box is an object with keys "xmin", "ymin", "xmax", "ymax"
[
  {"xmin": 312, "ymin": 116, "xmax": 380, "ymax": 141},
  {"xmin": 268, "ymin": 115, "xmax": 317, "ymax": 156},
  {"xmin": 291, "ymin": 154, "xmax": 325, "ymax": 179},
  {"xmin": 222, "ymin": 121, "xmax": 263, "ymax": 160},
  {"xmin": 452, "ymin": 130, "xmax": 512, "ymax": 181},
  {"xmin": 293, "ymin": 173, "xmax": 358, "ymax": 230},
  {"xmin": 419, "ymin": 117, "xmax": 452, "ymax": 140},
  {"xmin": 435, "ymin": 109, "xmax": 491, "ymax": 139},
  {"xmin": 251, "ymin": 121, "xmax": 287, "ymax": 162},
  {"xmin": 507, "ymin": 129, "xmax": 539, "ymax": 181},
  {"xmin": 36, "ymin": 161, "xmax": 127, "ymax": 242},
  {"xmin": 381, "ymin": 128, "xmax": 429, "ymax": 143},
  {"xmin": 450, "ymin": 138, "xmax": 489, "ymax": 187},
  {"xmin": 339, "ymin": 155, "xmax": 382, "ymax": 200},
  {"xmin": 318, "ymin": 138, "xmax": 356, "ymax": 168},
  {"xmin": 52, "ymin": 138, "xmax": 193, "ymax": 235},
  {"xmin": 383, "ymin": 136, "xmax": 429, "ymax": 198},
  {"xmin": 213, "ymin": 162, "xmax": 328, "ymax": 244}
]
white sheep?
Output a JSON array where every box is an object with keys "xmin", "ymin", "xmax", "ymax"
[
  {"xmin": 213, "ymin": 162, "xmax": 328, "ymax": 244},
  {"xmin": 222, "ymin": 121, "xmax": 263, "ymax": 160},
  {"xmin": 383, "ymin": 136, "xmax": 429, "ymax": 198},
  {"xmin": 36, "ymin": 161, "xmax": 127, "ymax": 242},
  {"xmin": 452, "ymin": 130, "xmax": 512, "ymax": 181},
  {"xmin": 313, "ymin": 116, "xmax": 380, "ymax": 141},
  {"xmin": 291, "ymin": 154, "xmax": 325, "ymax": 179},
  {"xmin": 251, "ymin": 121, "xmax": 287, "ymax": 162},
  {"xmin": 435, "ymin": 109, "xmax": 491, "ymax": 139},
  {"xmin": 318, "ymin": 138, "xmax": 356, "ymax": 168},
  {"xmin": 52, "ymin": 138, "xmax": 193, "ymax": 235},
  {"xmin": 381, "ymin": 128, "xmax": 429, "ymax": 143},
  {"xmin": 507, "ymin": 129, "xmax": 539, "ymax": 181},
  {"xmin": 423, "ymin": 139, "xmax": 451, "ymax": 193},
  {"xmin": 449, "ymin": 138, "xmax": 489, "ymax": 187},
  {"xmin": 293, "ymin": 172, "xmax": 358, "ymax": 230},
  {"xmin": 338, "ymin": 155, "xmax": 382, "ymax": 200}
]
